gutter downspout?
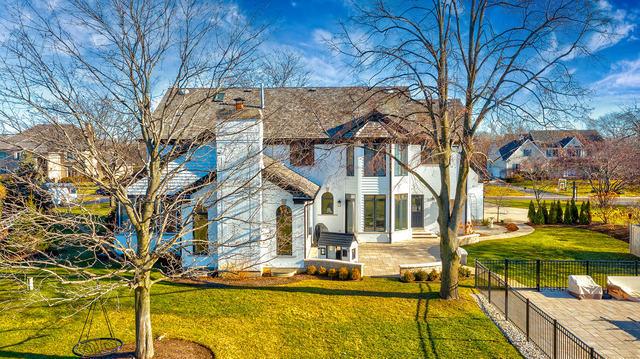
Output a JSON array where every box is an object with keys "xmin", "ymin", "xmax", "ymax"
[{"xmin": 388, "ymin": 144, "xmax": 393, "ymax": 243}]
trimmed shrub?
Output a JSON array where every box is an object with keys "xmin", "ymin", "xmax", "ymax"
[
  {"xmin": 350, "ymin": 268, "xmax": 361, "ymax": 281},
  {"xmin": 548, "ymin": 201, "xmax": 557, "ymax": 224},
  {"xmin": 327, "ymin": 268, "xmax": 337, "ymax": 279},
  {"xmin": 401, "ymin": 271, "xmax": 415, "ymax": 283},
  {"xmin": 579, "ymin": 202, "xmax": 588, "ymax": 224},
  {"xmin": 505, "ymin": 222, "xmax": 519, "ymax": 232},
  {"xmin": 586, "ymin": 201, "xmax": 592, "ymax": 224},
  {"xmin": 458, "ymin": 266, "xmax": 471, "ymax": 278},
  {"xmin": 541, "ymin": 201, "xmax": 549, "ymax": 224},
  {"xmin": 527, "ymin": 200, "xmax": 536, "ymax": 223},
  {"xmin": 534, "ymin": 205, "xmax": 544, "ymax": 225},
  {"xmin": 414, "ymin": 269, "xmax": 428, "ymax": 282},
  {"xmin": 318, "ymin": 266, "xmax": 327, "ymax": 276},
  {"xmin": 306, "ymin": 265, "xmax": 317, "ymax": 275},
  {"xmin": 338, "ymin": 267, "xmax": 349, "ymax": 280},
  {"xmin": 563, "ymin": 201, "xmax": 572, "ymax": 224},
  {"xmin": 556, "ymin": 200, "xmax": 564, "ymax": 224},
  {"xmin": 570, "ymin": 199, "xmax": 579, "ymax": 224},
  {"xmin": 426, "ymin": 269, "xmax": 440, "ymax": 281}
]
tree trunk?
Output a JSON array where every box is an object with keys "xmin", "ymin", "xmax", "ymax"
[
  {"xmin": 439, "ymin": 227, "xmax": 460, "ymax": 300},
  {"xmin": 135, "ymin": 271, "xmax": 154, "ymax": 359}
]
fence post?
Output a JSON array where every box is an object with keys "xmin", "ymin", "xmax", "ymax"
[
  {"xmin": 586, "ymin": 260, "xmax": 590, "ymax": 276},
  {"xmin": 488, "ymin": 271, "xmax": 492, "ymax": 303},
  {"xmin": 504, "ymin": 259, "xmax": 509, "ymax": 320},
  {"xmin": 525, "ymin": 298, "xmax": 530, "ymax": 341},
  {"xmin": 635, "ymin": 261, "xmax": 638, "ymax": 276},
  {"xmin": 553, "ymin": 319, "xmax": 558, "ymax": 359},
  {"xmin": 589, "ymin": 346, "xmax": 595, "ymax": 359},
  {"xmin": 536, "ymin": 259, "xmax": 541, "ymax": 291},
  {"xmin": 475, "ymin": 259, "xmax": 478, "ymax": 288}
]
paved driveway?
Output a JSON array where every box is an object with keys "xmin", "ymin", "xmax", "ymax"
[{"xmin": 359, "ymin": 238, "xmax": 440, "ymax": 277}]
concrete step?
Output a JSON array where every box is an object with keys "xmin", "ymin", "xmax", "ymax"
[{"xmin": 270, "ymin": 268, "xmax": 298, "ymax": 277}]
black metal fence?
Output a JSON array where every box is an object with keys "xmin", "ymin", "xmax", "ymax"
[
  {"xmin": 479, "ymin": 259, "xmax": 640, "ymax": 292},
  {"xmin": 475, "ymin": 260, "xmax": 606, "ymax": 359}
]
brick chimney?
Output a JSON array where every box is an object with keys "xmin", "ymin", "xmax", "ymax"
[{"xmin": 234, "ymin": 97, "xmax": 245, "ymax": 110}]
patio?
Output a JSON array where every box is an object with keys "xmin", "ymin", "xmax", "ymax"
[{"xmin": 520, "ymin": 290, "xmax": 640, "ymax": 358}]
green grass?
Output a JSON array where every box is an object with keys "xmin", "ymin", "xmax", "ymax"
[
  {"xmin": 484, "ymin": 185, "xmax": 529, "ymax": 197},
  {"xmin": 485, "ymin": 198, "xmax": 532, "ymax": 209},
  {"xmin": 466, "ymin": 226, "xmax": 635, "ymax": 262},
  {"xmin": 508, "ymin": 179, "xmax": 640, "ymax": 197},
  {"xmin": 0, "ymin": 278, "xmax": 520, "ymax": 359}
]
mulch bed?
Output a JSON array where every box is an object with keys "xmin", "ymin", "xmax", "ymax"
[
  {"xmin": 578, "ymin": 223, "xmax": 630, "ymax": 243},
  {"xmin": 109, "ymin": 338, "xmax": 214, "ymax": 359}
]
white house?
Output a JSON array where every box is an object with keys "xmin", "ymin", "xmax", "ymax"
[
  {"xmin": 488, "ymin": 130, "xmax": 603, "ymax": 179},
  {"xmin": 115, "ymin": 87, "xmax": 484, "ymax": 273}
]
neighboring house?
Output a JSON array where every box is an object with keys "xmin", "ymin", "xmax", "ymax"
[
  {"xmin": 115, "ymin": 87, "xmax": 484, "ymax": 273},
  {"xmin": 488, "ymin": 130, "xmax": 603, "ymax": 179},
  {"xmin": 0, "ymin": 124, "xmax": 86, "ymax": 181}
]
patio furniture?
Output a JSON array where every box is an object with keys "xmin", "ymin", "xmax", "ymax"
[
  {"xmin": 607, "ymin": 276, "xmax": 640, "ymax": 302},
  {"xmin": 568, "ymin": 275, "xmax": 602, "ymax": 299}
]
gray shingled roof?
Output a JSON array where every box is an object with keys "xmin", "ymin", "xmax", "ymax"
[
  {"xmin": 154, "ymin": 87, "xmax": 432, "ymax": 141},
  {"xmin": 528, "ymin": 130, "xmax": 602, "ymax": 147},
  {"xmin": 318, "ymin": 232, "xmax": 357, "ymax": 247},
  {"xmin": 263, "ymin": 155, "xmax": 319, "ymax": 199}
]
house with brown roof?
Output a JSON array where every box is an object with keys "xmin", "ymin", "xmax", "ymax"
[
  {"xmin": 488, "ymin": 129, "xmax": 603, "ymax": 179},
  {"xmin": 115, "ymin": 87, "xmax": 484, "ymax": 273},
  {"xmin": 0, "ymin": 124, "xmax": 87, "ymax": 181}
]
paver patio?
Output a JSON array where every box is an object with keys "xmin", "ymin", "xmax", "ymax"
[
  {"xmin": 520, "ymin": 290, "xmax": 640, "ymax": 358},
  {"xmin": 358, "ymin": 238, "xmax": 440, "ymax": 276}
]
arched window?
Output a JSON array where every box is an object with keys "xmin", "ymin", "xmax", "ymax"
[
  {"xmin": 321, "ymin": 192, "xmax": 334, "ymax": 215},
  {"xmin": 192, "ymin": 205, "xmax": 208, "ymax": 255},
  {"xmin": 276, "ymin": 205, "xmax": 292, "ymax": 256}
]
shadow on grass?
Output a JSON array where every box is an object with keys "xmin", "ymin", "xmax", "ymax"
[
  {"xmin": 153, "ymin": 278, "xmax": 476, "ymax": 301},
  {"xmin": 415, "ymin": 283, "xmax": 439, "ymax": 359},
  {"xmin": 0, "ymin": 351, "xmax": 73, "ymax": 359}
]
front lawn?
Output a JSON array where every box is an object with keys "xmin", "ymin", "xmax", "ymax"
[
  {"xmin": 466, "ymin": 226, "xmax": 635, "ymax": 262},
  {"xmin": 0, "ymin": 278, "xmax": 520, "ymax": 359},
  {"xmin": 507, "ymin": 179, "xmax": 640, "ymax": 197},
  {"xmin": 484, "ymin": 184, "xmax": 529, "ymax": 197}
]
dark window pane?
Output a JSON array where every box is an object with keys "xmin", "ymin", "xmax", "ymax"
[
  {"xmin": 321, "ymin": 192, "xmax": 334, "ymax": 215},
  {"xmin": 364, "ymin": 144, "xmax": 386, "ymax": 177},
  {"xmin": 346, "ymin": 145, "xmax": 355, "ymax": 176},
  {"xmin": 193, "ymin": 205, "xmax": 209, "ymax": 255},
  {"xmin": 394, "ymin": 194, "xmax": 408, "ymax": 230},
  {"xmin": 276, "ymin": 205, "xmax": 293, "ymax": 255},
  {"xmin": 364, "ymin": 195, "xmax": 386, "ymax": 232}
]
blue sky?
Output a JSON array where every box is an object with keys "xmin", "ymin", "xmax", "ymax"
[{"xmin": 237, "ymin": 0, "xmax": 640, "ymax": 119}]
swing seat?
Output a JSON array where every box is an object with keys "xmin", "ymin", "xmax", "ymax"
[{"xmin": 72, "ymin": 337, "xmax": 123, "ymax": 358}]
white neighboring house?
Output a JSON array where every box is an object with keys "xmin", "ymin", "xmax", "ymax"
[
  {"xmin": 115, "ymin": 87, "xmax": 484, "ymax": 273},
  {"xmin": 488, "ymin": 130, "xmax": 603, "ymax": 179}
]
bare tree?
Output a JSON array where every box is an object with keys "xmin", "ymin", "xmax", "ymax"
[
  {"xmin": 338, "ymin": 0, "xmax": 605, "ymax": 299},
  {"xmin": 588, "ymin": 103, "xmax": 640, "ymax": 140},
  {"xmin": 0, "ymin": 1, "xmax": 268, "ymax": 358},
  {"xmin": 572, "ymin": 139, "xmax": 640, "ymax": 223},
  {"xmin": 257, "ymin": 50, "xmax": 311, "ymax": 87},
  {"xmin": 520, "ymin": 158, "xmax": 553, "ymax": 205}
]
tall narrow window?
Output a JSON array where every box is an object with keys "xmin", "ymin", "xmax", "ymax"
[
  {"xmin": 394, "ymin": 194, "xmax": 408, "ymax": 230},
  {"xmin": 290, "ymin": 141, "xmax": 315, "ymax": 166},
  {"xmin": 276, "ymin": 205, "xmax": 293, "ymax": 255},
  {"xmin": 364, "ymin": 195, "xmax": 386, "ymax": 232},
  {"xmin": 363, "ymin": 144, "xmax": 386, "ymax": 177},
  {"xmin": 394, "ymin": 144, "xmax": 408, "ymax": 176},
  {"xmin": 321, "ymin": 192, "xmax": 334, "ymax": 215},
  {"xmin": 192, "ymin": 205, "xmax": 209, "ymax": 255},
  {"xmin": 346, "ymin": 145, "xmax": 355, "ymax": 176}
]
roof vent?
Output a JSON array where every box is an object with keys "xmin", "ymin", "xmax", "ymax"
[
  {"xmin": 384, "ymin": 88, "xmax": 395, "ymax": 94},
  {"xmin": 243, "ymin": 89, "xmax": 252, "ymax": 93},
  {"xmin": 234, "ymin": 97, "xmax": 245, "ymax": 111},
  {"xmin": 308, "ymin": 88, "xmax": 317, "ymax": 92}
]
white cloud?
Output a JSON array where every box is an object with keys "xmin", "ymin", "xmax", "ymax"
[
  {"xmin": 593, "ymin": 57, "xmax": 640, "ymax": 91},
  {"xmin": 312, "ymin": 29, "xmax": 333, "ymax": 45}
]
